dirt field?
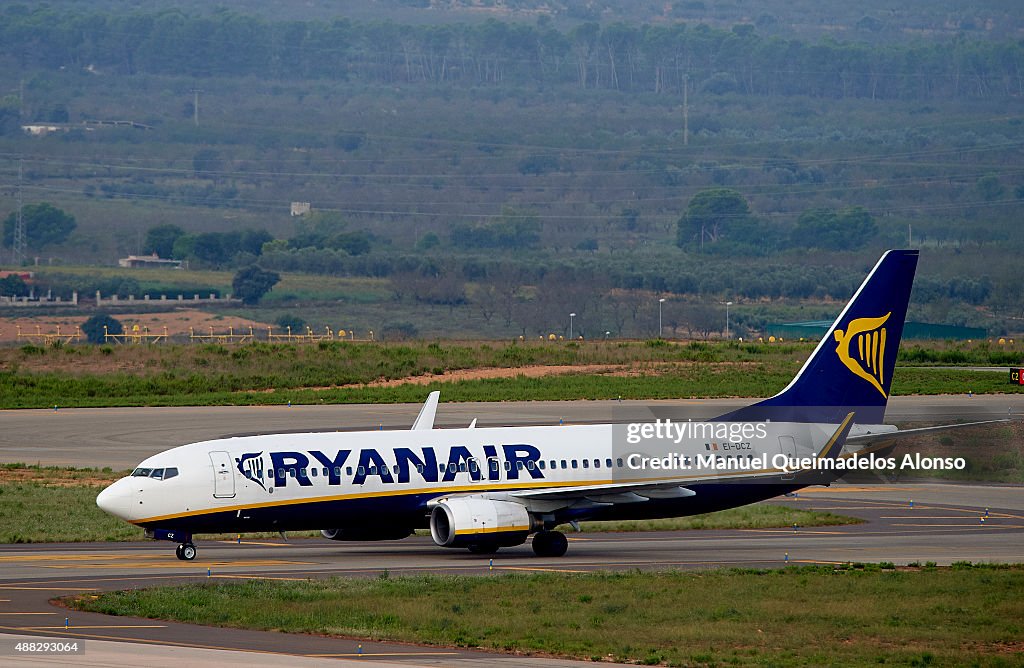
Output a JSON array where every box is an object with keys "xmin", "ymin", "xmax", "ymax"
[{"xmin": 0, "ymin": 310, "xmax": 273, "ymax": 344}]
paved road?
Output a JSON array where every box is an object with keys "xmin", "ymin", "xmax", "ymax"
[
  {"xmin": 0, "ymin": 484, "xmax": 1022, "ymax": 665},
  {"xmin": 2, "ymin": 395, "xmax": 1021, "ymax": 469}
]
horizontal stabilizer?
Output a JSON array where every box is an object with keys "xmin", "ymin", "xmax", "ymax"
[{"xmin": 846, "ymin": 418, "xmax": 1012, "ymax": 447}]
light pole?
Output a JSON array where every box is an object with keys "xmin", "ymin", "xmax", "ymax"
[
  {"xmin": 658, "ymin": 298, "xmax": 666, "ymax": 339},
  {"xmin": 724, "ymin": 301, "xmax": 733, "ymax": 340},
  {"xmin": 569, "ymin": 312, "xmax": 576, "ymax": 340}
]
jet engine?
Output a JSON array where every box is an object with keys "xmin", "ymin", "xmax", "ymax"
[
  {"xmin": 320, "ymin": 527, "xmax": 413, "ymax": 541},
  {"xmin": 429, "ymin": 497, "xmax": 533, "ymax": 548}
]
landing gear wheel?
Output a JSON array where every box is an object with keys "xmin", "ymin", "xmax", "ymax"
[
  {"xmin": 468, "ymin": 543, "xmax": 500, "ymax": 555},
  {"xmin": 174, "ymin": 544, "xmax": 184, "ymax": 560},
  {"xmin": 180, "ymin": 543, "xmax": 197, "ymax": 561},
  {"xmin": 532, "ymin": 530, "xmax": 568, "ymax": 557}
]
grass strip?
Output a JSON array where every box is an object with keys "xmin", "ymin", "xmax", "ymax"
[
  {"xmin": 66, "ymin": 565, "xmax": 1024, "ymax": 666},
  {"xmin": 0, "ymin": 366, "xmax": 1019, "ymax": 409}
]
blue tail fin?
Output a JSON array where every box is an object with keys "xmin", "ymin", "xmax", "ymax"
[{"xmin": 719, "ymin": 250, "xmax": 919, "ymax": 424}]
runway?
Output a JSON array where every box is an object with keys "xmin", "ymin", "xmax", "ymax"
[
  {"xmin": 1, "ymin": 483, "xmax": 1022, "ymax": 665},
  {"xmin": 1, "ymin": 395, "xmax": 1021, "ymax": 469},
  {"xmin": 0, "ymin": 397, "xmax": 1021, "ymax": 664}
]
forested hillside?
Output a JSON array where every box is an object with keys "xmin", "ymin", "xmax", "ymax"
[{"xmin": 0, "ymin": 3, "xmax": 1021, "ymax": 339}]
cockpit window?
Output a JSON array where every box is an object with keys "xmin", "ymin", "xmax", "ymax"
[{"xmin": 131, "ymin": 467, "xmax": 178, "ymax": 480}]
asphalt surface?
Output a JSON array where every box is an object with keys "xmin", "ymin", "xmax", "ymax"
[
  {"xmin": 0, "ymin": 397, "xmax": 1021, "ymax": 665},
  {"xmin": 1, "ymin": 484, "xmax": 1022, "ymax": 665},
  {"xmin": 1, "ymin": 395, "xmax": 1021, "ymax": 469}
]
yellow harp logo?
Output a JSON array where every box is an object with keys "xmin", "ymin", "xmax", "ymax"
[{"xmin": 833, "ymin": 312, "xmax": 891, "ymax": 398}]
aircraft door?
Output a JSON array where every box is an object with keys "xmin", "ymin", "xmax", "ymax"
[
  {"xmin": 210, "ymin": 451, "xmax": 236, "ymax": 498},
  {"xmin": 777, "ymin": 436, "xmax": 797, "ymax": 481}
]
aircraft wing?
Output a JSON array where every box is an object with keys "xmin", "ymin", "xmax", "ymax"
[
  {"xmin": 428, "ymin": 415, "xmax": 856, "ymax": 513},
  {"xmin": 508, "ymin": 480, "xmax": 698, "ymax": 502}
]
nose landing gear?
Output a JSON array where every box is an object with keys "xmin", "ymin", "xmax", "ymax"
[
  {"xmin": 146, "ymin": 529, "xmax": 196, "ymax": 560},
  {"xmin": 174, "ymin": 542, "xmax": 198, "ymax": 561}
]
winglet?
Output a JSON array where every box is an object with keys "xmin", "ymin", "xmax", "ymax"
[{"xmin": 412, "ymin": 391, "xmax": 440, "ymax": 430}]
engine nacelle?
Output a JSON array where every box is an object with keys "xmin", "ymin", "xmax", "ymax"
[
  {"xmin": 320, "ymin": 527, "xmax": 413, "ymax": 541},
  {"xmin": 430, "ymin": 497, "xmax": 532, "ymax": 548}
]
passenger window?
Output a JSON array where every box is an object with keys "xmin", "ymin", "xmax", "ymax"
[
  {"xmin": 369, "ymin": 465, "xmax": 377, "ymax": 474},
  {"xmin": 616, "ymin": 458, "xmax": 623, "ymax": 468},
  {"xmin": 357, "ymin": 466, "xmax": 365, "ymax": 476},
  {"xmin": 439, "ymin": 464, "xmax": 446, "ymax": 473},
  {"xmin": 504, "ymin": 461, "xmax": 512, "ymax": 471},
  {"xmin": 310, "ymin": 468, "xmax": 317, "ymax": 478},
  {"xmin": 344, "ymin": 467, "xmax": 351, "ymax": 476},
  {"xmin": 571, "ymin": 460, "xmax": 578, "ymax": 469},
  {"xmin": 538, "ymin": 461, "xmax": 546, "ymax": 470},
  {"xmin": 323, "ymin": 467, "xmax": 329, "ymax": 476},
  {"xmin": 469, "ymin": 460, "xmax": 478, "ymax": 473},
  {"xmin": 560, "ymin": 460, "xmax": 567, "ymax": 469},
  {"xmin": 164, "ymin": 468, "xmax": 178, "ymax": 480},
  {"xmin": 527, "ymin": 460, "xmax": 535, "ymax": 471},
  {"xmin": 416, "ymin": 464, "xmax": 424, "ymax": 473},
  {"xmin": 605, "ymin": 458, "xmax": 613, "ymax": 468},
  {"xmin": 393, "ymin": 465, "xmax": 400, "ymax": 475},
  {"xmin": 582, "ymin": 460, "xmax": 589, "ymax": 469},
  {"xmin": 550, "ymin": 460, "xmax": 556, "ymax": 469},
  {"xmin": 593, "ymin": 459, "xmax": 600, "ymax": 468},
  {"xmin": 490, "ymin": 459, "xmax": 499, "ymax": 472},
  {"xmin": 277, "ymin": 468, "xmax": 285, "ymax": 478}
]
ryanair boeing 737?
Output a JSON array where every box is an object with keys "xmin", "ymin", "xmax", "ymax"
[{"xmin": 97, "ymin": 250, "xmax": 996, "ymax": 560}]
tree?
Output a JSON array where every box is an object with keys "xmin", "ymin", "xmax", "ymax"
[
  {"xmin": 232, "ymin": 266, "xmax": 280, "ymax": 305},
  {"xmin": 276, "ymin": 314, "xmax": 306, "ymax": 332},
  {"xmin": 791, "ymin": 206, "xmax": 877, "ymax": 250},
  {"xmin": 416, "ymin": 232, "xmax": 440, "ymax": 250},
  {"xmin": 2, "ymin": 203, "xmax": 77, "ymax": 250},
  {"xmin": 976, "ymin": 174, "xmax": 1005, "ymax": 201},
  {"xmin": 677, "ymin": 188, "xmax": 756, "ymax": 249},
  {"xmin": 0, "ymin": 274, "xmax": 28, "ymax": 297},
  {"xmin": 143, "ymin": 224, "xmax": 185, "ymax": 258},
  {"xmin": 81, "ymin": 313, "xmax": 123, "ymax": 344}
]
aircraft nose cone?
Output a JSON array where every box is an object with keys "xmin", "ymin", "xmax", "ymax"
[{"xmin": 96, "ymin": 479, "xmax": 132, "ymax": 520}]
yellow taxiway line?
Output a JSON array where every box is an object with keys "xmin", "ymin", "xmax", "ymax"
[
  {"xmin": 497, "ymin": 566, "xmax": 588, "ymax": 573},
  {"xmin": 17, "ymin": 625, "xmax": 167, "ymax": 630},
  {"xmin": 0, "ymin": 587, "xmax": 97, "ymax": 591},
  {"xmin": 307, "ymin": 652, "xmax": 462, "ymax": 658}
]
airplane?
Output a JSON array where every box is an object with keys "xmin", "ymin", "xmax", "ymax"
[{"xmin": 96, "ymin": 249, "xmax": 1000, "ymax": 560}]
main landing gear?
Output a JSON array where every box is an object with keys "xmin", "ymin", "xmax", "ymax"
[{"xmin": 531, "ymin": 530, "xmax": 568, "ymax": 557}]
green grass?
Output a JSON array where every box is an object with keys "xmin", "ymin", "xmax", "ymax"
[
  {"xmin": 0, "ymin": 338, "xmax": 1020, "ymax": 408},
  {"xmin": 0, "ymin": 482, "xmax": 141, "ymax": 543},
  {"xmin": 66, "ymin": 565, "xmax": 1024, "ymax": 666}
]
